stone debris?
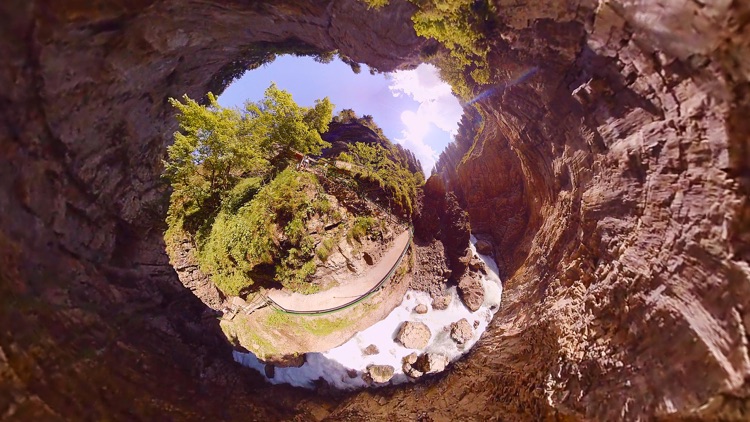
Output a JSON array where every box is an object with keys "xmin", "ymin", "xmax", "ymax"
[
  {"xmin": 475, "ymin": 239, "xmax": 493, "ymax": 256},
  {"xmin": 432, "ymin": 294, "xmax": 452, "ymax": 310},
  {"xmin": 365, "ymin": 365, "xmax": 394, "ymax": 383},
  {"xmin": 450, "ymin": 318, "xmax": 474, "ymax": 345},
  {"xmin": 458, "ymin": 275, "xmax": 484, "ymax": 312},
  {"xmin": 363, "ymin": 344, "xmax": 379, "ymax": 356},
  {"xmin": 414, "ymin": 353, "xmax": 448, "ymax": 374},
  {"xmin": 395, "ymin": 321, "xmax": 431, "ymax": 349}
]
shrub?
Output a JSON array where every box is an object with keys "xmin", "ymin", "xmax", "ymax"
[
  {"xmin": 316, "ymin": 237, "xmax": 337, "ymax": 261},
  {"xmin": 199, "ymin": 168, "xmax": 326, "ymax": 295},
  {"xmin": 348, "ymin": 216, "xmax": 378, "ymax": 243}
]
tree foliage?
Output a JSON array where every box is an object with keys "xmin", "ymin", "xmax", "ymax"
[
  {"xmin": 199, "ymin": 169, "xmax": 329, "ymax": 295},
  {"xmin": 339, "ymin": 142, "xmax": 422, "ymax": 216},
  {"xmin": 361, "ymin": 0, "xmax": 495, "ymax": 100},
  {"xmin": 164, "ymin": 85, "xmax": 335, "ymax": 296},
  {"xmin": 243, "ymin": 83, "xmax": 333, "ymax": 157}
]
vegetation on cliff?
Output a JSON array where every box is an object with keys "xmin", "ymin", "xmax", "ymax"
[
  {"xmin": 165, "ymin": 86, "xmax": 420, "ymax": 296},
  {"xmin": 327, "ymin": 109, "xmax": 425, "ymax": 216},
  {"xmin": 362, "ymin": 0, "xmax": 496, "ymax": 100}
]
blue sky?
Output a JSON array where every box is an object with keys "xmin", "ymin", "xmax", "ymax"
[{"xmin": 217, "ymin": 55, "xmax": 463, "ymax": 173}]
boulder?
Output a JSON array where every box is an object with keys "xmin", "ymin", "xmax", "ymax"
[
  {"xmin": 468, "ymin": 257, "xmax": 486, "ymax": 273},
  {"xmin": 402, "ymin": 353, "xmax": 423, "ymax": 379},
  {"xmin": 458, "ymin": 275, "xmax": 484, "ymax": 312},
  {"xmin": 363, "ymin": 344, "xmax": 379, "ymax": 356},
  {"xmin": 450, "ymin": 318, "xmax": 474, "ymax": 345},
  {"xmin": 395, "ymin": 321, "xmax": 431, "ymax": 349},
  {"xmin": 431, "ymin": 294, "xmax": 451, "ymax": 311},
  {"xmin": 264, "ymin": 364, "xmax": 275, "ymax": 379},
  {"xmin": 475, "ymin": 239, "xmax": 493, "ymax": 256},
  {"xmin": 262, "ymin": 353, "xmax": 306, "ymax": 368},
  {"xmin": 414, "ymin": 303, "xmax": 428, "ymax": 314},
  {"xmin": 414, "ymin": 353, "xmax": 448, "ymax": 374},
  {"xmin": 366, "ymin": 365, "xmax": 394, "ymax": 383}
]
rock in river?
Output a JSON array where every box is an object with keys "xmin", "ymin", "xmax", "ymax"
[
  {"xmin": 395, "ymin": 321, "xmax": 431, "ymax": 349},
  {"xmin": 458, "ymin": 274, "xmax": 484, "ymax": 312},
  {"xmin": 450, "ymin": 318, "xmax": 473, "ymax": 345}
]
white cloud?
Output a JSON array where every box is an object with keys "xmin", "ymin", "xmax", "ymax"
[{"xmin": 388, "ymin": 64, "xmax": 462, "ymax": 174}]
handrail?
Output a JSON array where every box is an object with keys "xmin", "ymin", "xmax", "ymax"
[{"xmin": 263, "ymin": 227, "xmax": 413, "ymax": 315}]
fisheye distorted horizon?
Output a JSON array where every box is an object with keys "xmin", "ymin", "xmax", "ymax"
[{"xmin": 218, "ymin": 55, "xmax": 463, "ymax": 173}]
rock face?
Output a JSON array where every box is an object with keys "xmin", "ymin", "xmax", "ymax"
[
  {"xmin": 450, "ymin": 319, "xmax": 473, "ymax": 345},
  {"xmin": 458, "ymin": 275, "xmax": 484, "ymax": 312},
  {"xmin": 170, "ymin": 237, "xmax": 226, "ymax": 310},
  {"xmin": 413, "ymin": 176, "xmax": 472, "ymax": 279},
  {"xmin": 2, "ymin": 0, "xmax": 750, "ymax": 421},
  {"xmin": 395, "ymin": 321, "xmax": 431, "ymax": 349}
]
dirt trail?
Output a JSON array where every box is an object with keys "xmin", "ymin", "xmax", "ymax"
[{"xmin": 266, "ymin": 230, "xmax": 411, "ymax": 312}]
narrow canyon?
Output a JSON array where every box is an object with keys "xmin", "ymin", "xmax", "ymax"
[{"xmin": 1, "ymin": 0, "xmax": 749, "ymax": 420}]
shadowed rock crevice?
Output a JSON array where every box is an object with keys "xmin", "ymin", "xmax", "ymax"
[{"xmin": 1, "ymin": 0, "xmax": 749, "ymax": 420}]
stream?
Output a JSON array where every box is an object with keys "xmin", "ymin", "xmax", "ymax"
[{"xmin": 233, "ymin": 235, "xmax": 502, "ymax": 389}]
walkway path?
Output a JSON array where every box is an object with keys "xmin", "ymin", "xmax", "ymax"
[{"xmin": 266, "ymin": 229, "xmax": 411, "ymax": 313}]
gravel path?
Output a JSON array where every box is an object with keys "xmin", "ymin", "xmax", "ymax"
[{"xmin": 266, "ymin": 230, "xmax": 411, "ymax": 312}]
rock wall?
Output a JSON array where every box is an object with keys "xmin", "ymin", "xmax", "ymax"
[
  {"xmin": 351, "ymin": 0, "xmax": 750, "ymax": 420},
  {"xmin": 1, "ymin": 0, "xmax": 749, "ymax": 420},
  {"xmin": 0, "ymin": 0, "xmax": 422, "ymax": 418}
]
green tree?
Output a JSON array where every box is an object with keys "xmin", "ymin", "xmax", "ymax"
[
  {"xmin": 243, "ymin": 83, "xmax": 333, "ymax": 157},
  {"xmin": 165, "ymin": 93, "xmax": 269, "ymax": 234},
  {"xmin": 361, "ymin": 0, "xmax": 495, "ymax": 100},
  {"xmin": 200, "ymin": 169, "xmax": 328, "ymax": 295}
]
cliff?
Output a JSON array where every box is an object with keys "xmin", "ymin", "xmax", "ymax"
[{"xmin": 1, "ymin": 0, "xmax": 749, "ymax": 420}]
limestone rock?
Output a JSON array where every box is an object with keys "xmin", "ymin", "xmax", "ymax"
[
  {"xmin": 262, "ymin": 353, "xmax": 306, "ymax": 368},
  {"xmin": 2, "ymin": 0, "xmax": 749, "ymax": 420},
  {"xmin": 432, "ymin": 295, "xmax": 452, "ymax": 311},
  {"xmin": 365, "ymin": 365, "xmax": 394, "ymax": 383},
  {"xmin": 475, "ymin": 239, "xmax": 493, "ymax": 256},
  {"xmin": 395, "ymin": 321, "xmax": 431, "ymax": 349},
  {"xmin": 414, "ymin": 353, "xmax": 448, "ymax": 374},
  {"xmin": 468, "ymin": 257, "xmax": 486, "ymax": 273},
  {"xmin": 363, "ymin": 344, "xmax": 379, "ymax": 356},
  {"xmin": 414, "ymin": 303, "xmax": 428, "ymax": 314},
  {"xmin": 402, "ymin": 353, "xmax": 423, "ymax": 379},
  {"xmin": 450, "ymin": 319, "xmax": 474, "ymax": 345},
  {"xmin": 458, "ymin": 275, "xmax": 484, "ymax": 312}
]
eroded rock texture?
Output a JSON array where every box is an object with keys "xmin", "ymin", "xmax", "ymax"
[{"xmin": 1, "ymin": 0, "xmax": 749, "ymax": 421}]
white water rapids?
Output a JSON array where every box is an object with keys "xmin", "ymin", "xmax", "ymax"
[{"xmin": 233, "ymin": 235, "xmax": 502, "ymax": 389}]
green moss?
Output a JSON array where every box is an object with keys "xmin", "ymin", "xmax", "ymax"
[
  {"xmin": 347, "ymin": 216, "xmax": 379, "ymax": 243},
  {"xmin": 266, "ymin": 311, "xmax": 357, "ymax": 337},
  {"xmin": 316, "ymin": 237, "xmax": 337, "ymax": 261},
  {"xmin": 221, "ymin": 318, "xmax": 279, "ymax": 358}
]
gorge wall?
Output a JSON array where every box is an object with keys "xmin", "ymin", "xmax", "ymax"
[{"xmin": 1, "ymin": 0, "xmax": 749, "ymax": 420}]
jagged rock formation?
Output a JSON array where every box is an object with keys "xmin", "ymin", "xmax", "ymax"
[{"xmin": 1, "ymin": 1, "xmax": 749, "ymax": 421}]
